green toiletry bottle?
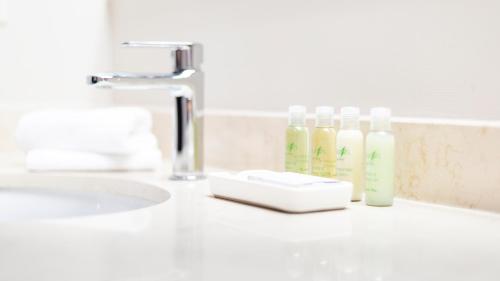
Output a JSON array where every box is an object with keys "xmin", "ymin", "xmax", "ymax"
[
  {"xmin": 365, "ymin": 107, "xmax": 395, "ymax": 206},
  {"xmin": 285, "ymin": 105, "xmax": 310, "ymax": 174},
  {"xmin": 311, "ymin": 106, "xmax": 336, "ymax": 178}
]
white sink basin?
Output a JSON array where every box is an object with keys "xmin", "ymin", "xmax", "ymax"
[{"xmin": 0, "ymin": 174, "xmax": 170, "ymax": 221}]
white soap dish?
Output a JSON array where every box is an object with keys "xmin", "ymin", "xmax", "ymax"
[{"xmin": 208, "ymin": 170, "xmax": 352, "ymax": 213}]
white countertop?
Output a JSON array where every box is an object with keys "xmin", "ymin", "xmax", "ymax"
[{"xmin": 1, "ymin": 170, "xmax": 500, "ymax": 281}]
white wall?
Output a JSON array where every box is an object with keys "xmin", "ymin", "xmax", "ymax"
[
  {"xmin": 111, "ymin": 0, "xmax": 500, "ymax": 120},
  {"xmin": 0, "ymin": 0, "xmax": 112, "ymax": 110}
]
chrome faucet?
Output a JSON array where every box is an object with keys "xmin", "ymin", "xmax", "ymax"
[{"xmin": 87, "ymin": 41, "xmax": 204, "ymax": 180}]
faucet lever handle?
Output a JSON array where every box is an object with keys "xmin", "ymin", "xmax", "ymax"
[
  {"xmin": 122, "ymin": 41, "xmax": 195, "ymax": 49},
  {"xmin": 122, "ymin": 41, "xmax": 203, "ymax": 70}
]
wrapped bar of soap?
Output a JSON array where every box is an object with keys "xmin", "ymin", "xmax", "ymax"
[{"xmin": 209, "ymin": 170, "xmax": 352, "ymax": 213}]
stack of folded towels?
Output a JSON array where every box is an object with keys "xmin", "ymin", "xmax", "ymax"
[{"xmin": 16, "ymin": 107, "xmax": 163, "ymax": 171}]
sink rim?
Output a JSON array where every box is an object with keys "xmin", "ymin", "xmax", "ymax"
[{"xmin": 0, "ymin": 173, "xmax": 170, "ymax": 221}]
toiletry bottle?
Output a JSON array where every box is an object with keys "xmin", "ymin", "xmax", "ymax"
[
  {"xmin": 311, "ymin": 106, "xmax": 336, "ymax": 178},
  {"xmin": 285, "ymin": 106, "xmax": 310, "ymax": 174},
  {"xmin": 336, "ymin": 107, "xmax": 364, "ymax": 201},
  {"xmin": 365, "ymin": 107, "xmax": 395, "ymax": 206}
]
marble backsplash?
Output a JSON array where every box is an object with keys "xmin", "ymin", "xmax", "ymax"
[
  {"xmin": 161, "ymin": 112, "xmax": 500, "ymax": 213},
  {"xmin": 1, "ymin": 110, "xmax": 499, "ymax": 213}
]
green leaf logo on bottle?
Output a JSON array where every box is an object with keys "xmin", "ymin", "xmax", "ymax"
[
  {"xmin": 287, "ymin": 142, "xmax": 297, "ymax": 153},
  {"xmin": 314, "ymin": 146, "xmax": 324, "ymax": 158},
  {"xmin": 338, "ymin": 146, "xmax": 349, "ymax": 160},
  {"xmin": 368, "ymin": 150, "xmax": 380, "ymax": 161}
]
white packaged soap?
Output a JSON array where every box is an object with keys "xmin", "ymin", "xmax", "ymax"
[{"xmin": 208, "ymin": 170, "xmax": 352, "ymax": 213}]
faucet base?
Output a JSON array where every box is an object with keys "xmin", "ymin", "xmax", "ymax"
[{"xmin": 169, "ymin": 174, "xmax": 206, "ymax": 181}]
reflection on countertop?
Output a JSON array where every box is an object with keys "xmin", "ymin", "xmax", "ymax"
[{"xmin": 1, "ymin": 170, "xmax": 500, "ymax": 281}]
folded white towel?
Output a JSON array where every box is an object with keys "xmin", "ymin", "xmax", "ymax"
[
  {"xmin": 16, "ymin": 107, "xmax": 156, "ymax": 155},
  {"xmin": 26, "ymin": 149, "xmax": 163, "ymax": 171}
]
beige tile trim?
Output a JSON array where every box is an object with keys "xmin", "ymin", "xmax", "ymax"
[{"xmin": 198, "ymin": 113, "xmax": 500, "ymax": 213}]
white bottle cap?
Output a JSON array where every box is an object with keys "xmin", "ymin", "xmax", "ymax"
[
  {"xmin": 288, "ymin": 105, "xmax": 307, "ymax": 126},
  {"xmin": 315, "ymin": 106, "xmax": 334, "ymax": 127},
  {"xmin": 370, "ymin": 107, "xmax": 391, "ymax": 131},
  {"xmin": 340, "ymin": 106, "xmax": 360, "ymax": 129}
]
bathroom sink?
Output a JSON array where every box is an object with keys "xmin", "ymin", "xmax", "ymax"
[{"xmin": 0, "ymin": 174, "xmax": 170, "ymax": 221}]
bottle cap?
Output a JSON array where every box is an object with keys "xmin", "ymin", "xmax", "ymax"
[
  {"xmin": 370, "ymin": 107, "xmax": 391, "ymax": 131},
  {"xmin": 288, "ymin": 105, "xmax": 307, "ymax": 126},
  {"xmin": 340, "ymin": 106, "xmax": 360, "ymax": 129},
  {"xmin": 315, "ymin": 106, "xmax": 334, "ymax": 127}
]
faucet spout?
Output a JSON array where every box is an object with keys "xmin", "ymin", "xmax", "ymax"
[
  {"xmin": 87, "ymin": 42, "xmax": 205, "ymax": 181},
  {"xmin": 87, "ymin": 70, "xmax": 196, "ymax": 90}
]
